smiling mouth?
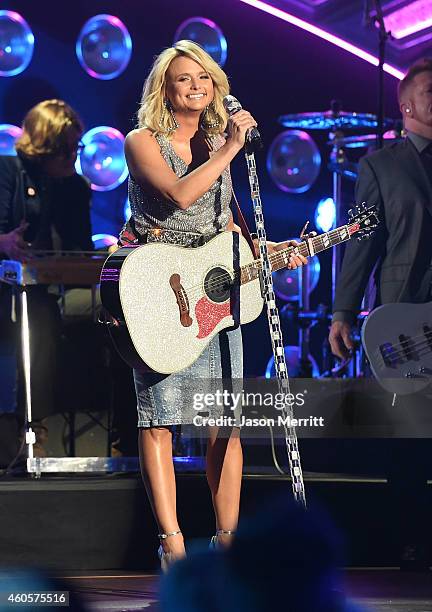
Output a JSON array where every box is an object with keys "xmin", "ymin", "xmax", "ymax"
[{"xmin": 187, "ymin": 93, "xmax": 206, "ymax": 99}]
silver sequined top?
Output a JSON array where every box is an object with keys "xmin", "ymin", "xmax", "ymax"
[{"xmin": 128, "ymin": 133, "xmax": 232, "ymax": 246}]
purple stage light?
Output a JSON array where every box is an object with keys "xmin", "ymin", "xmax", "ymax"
[
  {"xmin": 76, "ymin": 14, "xmax": 132, "ymax": 80},
  {"xmin": 267, "ymin": 130, "xmax": 321, "ymax": 194},
  {"xmin": 382, "ymin": 1, "xmax": 432, "ymax": 40},
  {"xmin": 0, "ymin": 11, "xmax": 34, "ymax": 77},
  {"xmin": 0, "ymin": 124, "xmax": 22, "ymax": 155},
  {"xmin": 76, "ymin": 126, "xmax": 128, "ymax": 191},
  {"xmin": 238, "ymin": 0, "xmax": 404, "ymax": 80},
  {"xmin": 174, "ymin": 17, "xmax": 227, "ymax": 66},
  {"xmin": 92, "ymin": 233, "xmax": 118, "ymax": 250}
]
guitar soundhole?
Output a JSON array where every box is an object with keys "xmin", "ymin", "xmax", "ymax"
[{"xmin": 204, "ymin": 267, "xmax": 232, "ymax": 303}]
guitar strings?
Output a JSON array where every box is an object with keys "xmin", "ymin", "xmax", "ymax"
[
  {"xmin": 180, "ymin": 246, "xmax": 298, "ymax": 299},
  {"xmin": 377, "ymin": 334, "xmax": 432, "ymax": 361},
  {"xmin": 378, "ymin": 327, "xmax": 432, "ymax": 356},
  {"xmin": 378, "ymin": 342, "xmax": 432, "ymax": 365},
  {"xmin": 181, "ymin": 234, "xmax": 339, "ymax": 298},
  {"xmin": 179, "ymin": 227, "xmax": 358, "ymax": 300}
]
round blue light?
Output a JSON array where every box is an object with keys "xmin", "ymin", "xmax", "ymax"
[
  {"xmin": 273, "ymin": 247, "xmax": 320, "ymax": 302},
  {"xmin": 124, "ymin": 197, "xmax": 131, "ymax": 222},
  {"xmin": 76, "ymin": 126, "xmax": 128, "ymax": 191},
  {"xmin": 0, "ymin": 124, "xmax": 22, "ymax": 155},
  {"xmin": 267, "ymin": 130, "xmax": 321, "ymax": 194},
  {"xmin": 265, "ymin": 346, "xmax": 320, "ymax": 378},
  {"xmin": 174, "ymin": 17, "xmax": 228, "ymax": 66},
  {"xmin": 76, "ymin": 14, "xmax": 132, "ymax": 80},
  {"xmin": 314, "ymin": 197, "xmax": 336, "ymax": 233},
  {"xmin": 0, "ymin": 11, "xmax": 34, "ymax": 77}
]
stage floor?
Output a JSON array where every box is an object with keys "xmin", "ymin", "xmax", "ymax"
[{"xmin": 58, "ymin": 570, "xmax": 432, "ymax": 611}]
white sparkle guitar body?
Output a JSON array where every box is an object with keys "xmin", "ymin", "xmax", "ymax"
[{"xmin": 101, "ymin": 232, "xmax": 263, "ymax": 374}]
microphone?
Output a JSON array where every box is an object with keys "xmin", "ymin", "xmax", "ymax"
[{"xmin": 223, "ymin": 94, "xmax": 263, "ymax": 153}]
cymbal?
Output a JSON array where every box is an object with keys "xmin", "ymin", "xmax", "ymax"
[
  {"xmin": 279, "ymin": 111, "xmax": 393, "ymax": 130},
  {"xmin": 327, "ymin": 160, "xmax": 358, "ymax": 181},
  {"xmin": 327, "ymin": 131, "xmax": 404, "ymax": 148}
]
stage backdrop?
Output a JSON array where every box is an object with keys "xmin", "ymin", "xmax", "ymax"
[{"xmin": 0, "ymin": 0, "xmax": 401, "ymax": 375}]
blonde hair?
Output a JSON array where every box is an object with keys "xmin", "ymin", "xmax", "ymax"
[
  {"xmin": 137, "ymin": 40, "xmax": 230, "ymax": 137},
  {"xmin": 15, "ymin": 99, "xmax": 83, "ymax": 160}
]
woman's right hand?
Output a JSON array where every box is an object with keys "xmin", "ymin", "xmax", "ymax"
[{"xmin": 226, "ymin": 110, "xmax": 258, "ymax": 150}]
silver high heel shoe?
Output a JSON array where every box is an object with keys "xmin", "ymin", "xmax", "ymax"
[
  {"xmin": 210, "ymin": 529, "xmax": 236, "ymax": 549},
  {"xmin": 158, "ymin": 529, "xmax": 182, "ymax": 573}
]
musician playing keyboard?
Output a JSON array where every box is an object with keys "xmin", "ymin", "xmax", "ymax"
[{"xmin": 0, "ymin": 99, "xmax": 93, "ymax": 458}]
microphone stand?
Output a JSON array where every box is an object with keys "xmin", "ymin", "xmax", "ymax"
[
  {"xmin": 369, "ymin": 0, "xmax": 391, "ymax": 149},
  {"xmin": 244, "ymin": 140, "xmax": 306, "ymax": 506}
]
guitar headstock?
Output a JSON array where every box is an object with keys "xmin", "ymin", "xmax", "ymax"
[{"xmin": 348, "ymin": 203, "xmax": 380, "ymax": 240}]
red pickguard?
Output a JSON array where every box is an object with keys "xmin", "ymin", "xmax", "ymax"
[{"xmin": 195, "ymin": 297, "xmax": 231, "ymax": 339}]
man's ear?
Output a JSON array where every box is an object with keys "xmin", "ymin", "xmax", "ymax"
[{"xmin": 400, "ymin": 101, "xmax": 412, "ymax": 115}]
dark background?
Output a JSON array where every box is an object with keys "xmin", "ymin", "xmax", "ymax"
[{"xmin": 0, "ymin": 0, "xmax": 402, "ymax": 375}]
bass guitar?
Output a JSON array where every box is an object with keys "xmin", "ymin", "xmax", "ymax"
[{"xmin": 362, "ymin": 301, "xmax": 432, "ymax": 394}]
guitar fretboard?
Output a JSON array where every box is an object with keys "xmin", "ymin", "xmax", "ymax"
[{"xmin": 240, "ymin": 223, "xmax": 359, "ymax": 285}]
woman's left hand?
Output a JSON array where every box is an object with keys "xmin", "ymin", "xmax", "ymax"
[{"xmin": 253, "ymin": 239, "xmax": 308, "ymax": 269}]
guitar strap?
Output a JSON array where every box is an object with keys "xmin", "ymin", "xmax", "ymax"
[{"xmin": 231, "ymin": 190, "xmax": 256, "ymax": 253}]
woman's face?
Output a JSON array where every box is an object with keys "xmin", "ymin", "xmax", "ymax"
[{"xmin": 165, "ymin": 55, "xmax": 214, "ymax": 115}]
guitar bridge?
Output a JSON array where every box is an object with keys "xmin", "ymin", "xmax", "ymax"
[{"xmin": 169, "ymin": 274, "xmax": 192, "ymax": 327}]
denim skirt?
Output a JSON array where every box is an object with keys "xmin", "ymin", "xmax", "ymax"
[{"xmin": 134, "ymin": 326, "xmax": 243, "ymax": 428}]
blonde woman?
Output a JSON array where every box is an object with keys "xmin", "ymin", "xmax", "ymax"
[{"xmin": 122, "ymin": 40, "xmax": 306, "ymax": 570}]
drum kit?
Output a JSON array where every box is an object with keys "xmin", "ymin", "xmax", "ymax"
[
  {"xmin": 278, "ymin": 103, "xmax": 402, "ymax": 300},
  {"xmin": 271, "ymin": 103, "xmax": 403, "ymax": 377}
]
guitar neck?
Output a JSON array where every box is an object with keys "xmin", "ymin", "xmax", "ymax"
[{"xmin": 240, "ymin": 222, "xmax": 360, "ymax": 284}]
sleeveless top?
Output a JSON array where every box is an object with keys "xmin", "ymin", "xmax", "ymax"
[{"xmin": 127, "ymin": 133, "xmax": 232, "ymax": 246}]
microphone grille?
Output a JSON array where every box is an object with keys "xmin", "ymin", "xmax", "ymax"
[{"xmin": 223, "ymin": 95, "xmax": 242, "ymax": 114}]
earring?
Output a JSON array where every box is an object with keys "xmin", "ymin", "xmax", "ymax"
[
  {"xmin": 201, "ymin": 103, "xmax": 221, "ymax": 130},
  {"xmin": 160, "ymin": 99, "xmax": 179, "ymax": 133}
]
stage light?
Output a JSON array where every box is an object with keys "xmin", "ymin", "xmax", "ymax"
[
  {"xmin": 0, "ymin": 124, "xmax": 22, "ymax": 155},
  {"xmin": 273, "ymin": 249, "xmax": 320, "ymax": 301},
  {"xmin": 314, "ymin": 197, "xmax": 335, "ymax": 233},
  {"xmin": 0, "ymin": 11, "xmax": 34, "ymax": 77},
  {"xmin": 238, "ymin": 0, "xmax": 404, "ymax": 80},
  {"xmin": 124, "ymin": 198, "xmax": 131, "ymax": 222},
  {"xmin": 267, "ymin": 130, "xmax": 321, "ymax": 193},
  {"xmin": 92, "ymin": 233, "xmax": 118, "ymax": 250},
  {"xmin": 76, "ymin": 126, "xmax": 128, "ymax": 191},
  {"xmin": 76, "ymin": 14, "xmax": 132, "ymax": 80},
  {"xmin": 174, "ymin": 17, "xmax": 228, "ymax": 66},
  {"xmin": 383, "ymin": 1, "xmax": 432, "ymax": 39},
  {"xmin": 265, "ymin": 345, "xmax": 320, "ymax": 378}
]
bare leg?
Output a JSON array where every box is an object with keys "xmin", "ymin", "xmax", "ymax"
[
  {"xmin": 206, "ymin": 426, "xmax": 243, "ymax": 548},
  {"xmin": 138, "ymin": 427, "xmax": 185, "ymax": 557}
]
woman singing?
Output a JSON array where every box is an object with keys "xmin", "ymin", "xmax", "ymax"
[{"xmin": 121, "ymin": 40, "xmax": 306, "ymax": 570}]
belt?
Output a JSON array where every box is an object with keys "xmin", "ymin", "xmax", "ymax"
[{"xmin": 143, "ymin": 227, "xmax": 216, "ymax": 248}]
